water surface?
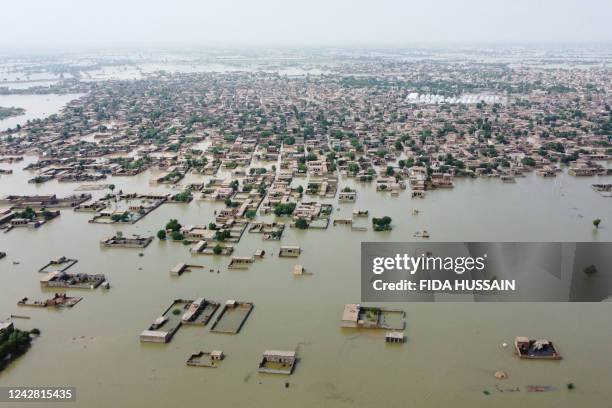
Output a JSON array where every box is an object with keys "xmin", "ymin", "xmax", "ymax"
[{"xmin": 0, "ymin": 153, "xmax": 610, "ymax": 407}]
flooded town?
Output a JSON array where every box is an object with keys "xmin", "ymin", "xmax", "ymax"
[{"xmin": 0, "ymin": 26, "xmax": 611, "ymax": 408}]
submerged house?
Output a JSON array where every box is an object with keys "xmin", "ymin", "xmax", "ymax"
[
  {"xmin": 514, "ymin": 337, "xmax": 562, "ymax": 360},
  {"xmin": 279, "ymin": 245, "xmax": 301, "ymax": 257},
  {"xmin": 186, "ymin": 350, "xmax": 225, "ymax": 367},
  {"xmin": 338, "ymin": 190, "xmax": 357, "ymax": 202},
  {"xmin": 257, "ymin": 350, "xmax": 297, "ymax": 375},
  {"xmin": 228, "ymin": 256, "xmax": 254, "ymax": 269},
  {"xmin": 39, "ymin": 271, "xmax": 106, "ymax": 289},
  {"xmin": 341, "ymin": 303, "xmax": 405, "ymax": 330},
  {"xmin": 385, "ymin": 331, "xmax": 405, "ymax": 344}
]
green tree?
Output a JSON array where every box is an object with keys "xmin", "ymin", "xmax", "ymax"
[
  {"xmin": 18, "ymin": 207, "xmax": 36, "ymax": 220},
  {"xmin": 521, "ymin": 157, "xmax": 536, "ymax": 167},
  {"xmin": 166, "ymin": 219, "xmax": 181, "ymax": 232},
  {"xmin": 295, "ymin": 218, "xmax": 309, "ymax": 229},
  {"xmin": 0, "ymin": 329, "xmax": 32, "ymax": 372},
  {"xmin": 111, "ymin": 212, "xmax": 129, "ymax": 222},
  {"xmin": 372, "ymin": 216, "xmax": 392, "ymax": 231},
  {"xmin": 214, "ymin": 230, "xmax": 231, "ymax": 241},
  {"xmin": 274, "ymin": 202, "xmax": 296, "ymax": 216}
]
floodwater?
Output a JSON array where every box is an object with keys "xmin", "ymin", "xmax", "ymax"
[
  {"xmin": 0, "ymin": 94, "xmax": 83, "ymax": 131},
  {"xmin": 0, "ymin": 81, "xmax": 60, "ymax": 90},
  {"xmin": 0, "ymin": 115, "xmax": 612, "ymax": 407},
  {"xmin": 73, "ymin": 63, "xmax": 331, "ymax": 81}
]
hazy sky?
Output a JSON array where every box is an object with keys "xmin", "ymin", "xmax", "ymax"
[{"xmin": 1, "ymin": 0, "xmax": 611, "ymax": 49}]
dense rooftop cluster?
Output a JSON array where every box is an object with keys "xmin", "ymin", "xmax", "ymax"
[{"xmin": 0, "ymin": 60, "xmax": 610, "ymax": 196}]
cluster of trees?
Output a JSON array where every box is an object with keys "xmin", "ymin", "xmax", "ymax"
[
  {"xmin": 30, "ymin": 176, "xmax": 47, "ymax": 184},
  {"xmin": 560, "ymin": 149, "xmax": 588, "ymax": 164},
  {"xmin": 224, "ymin": 198, "xmax": 239, "ymax": 208},
  {"xmin": 348, "ymin": 162, "xmax": 361, "ymax": 175},
  {"xmin": 16, "ymin": 207, "xmax": 37, "ymax": 220},
  {"xmin": 158, "ymin": 219, "xmax": 182, "ymax": 240},
  {"xmin": 295, "ymin": 218, "xmax": 309, "ymax": 229},
  {"xmin": 0, "ymin": 329, "xmax": 34, "ymax": 372},
  {"xmin": 14, "ymin": 207, "xmax": 54, "ymax": 221},
  {"xmin": 521, "ymin": 157, "xmax": 536, "ymax": 167},
  {"xmin": 185, "ymin": 157, "xmax": 207, "ymax": 170},
  {"xmin": 398, "ymin": 158, "xmax": 414, "ymax": 169},
  {"xmin": 274, "ymin": 202, "xmax": 296, "ymax": 217},
  {"xmin": 249, "ymin": 167, "xmax": 267, "ymax": 175},
  {"xmin": 372, "ymin": 216, "xmax": 392, "ymax": 232},
  {"xmin": 172, "ymin": 191, "xmax": 192, "ymax": 202},
  {"xmin": 111, "ymin": 211, "xmax": 130, "ymax": 222},
  {"xmin": 162, "ymin": 170, "xmax": 183, "ymax": 182},
  {"xmin": 214, "ymin": 230, "xmax": 231, "ymax": 241},
  {"xmin": 268, "ymin": 230, "xmax": 283, "ymax": 240}
]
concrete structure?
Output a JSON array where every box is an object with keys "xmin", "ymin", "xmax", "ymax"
[
  {"xmin": 385, "ymin": 331, "xmax": 405, "ymax": 343},
  {"xmin": 514, "ymin": 337, "xmax": 562, "ymax": 360},
  {"xmin": 187, "ymin": 350, "xmax": 225, "ymax": 367},
  {"xmin": 279, "ymin": 246, "xmax": 301, "ymax": 257},
  {"xmin": 40, "ymin": 271, "xmax": 106, "ymax": 289},
  {"xmin": 258, "ymin": 350, "xmax": 297, "ymax": 375},
  {"xmin": 341, "ymin": 304, "xmax": 405, "ymax": 330},
  {"xmin": 210, "ymin": 300, "xmax": 254, "ymax": 334},
  {"xmin": 100, "ymin": 235, "xmax": 153, "ymax": 248}
]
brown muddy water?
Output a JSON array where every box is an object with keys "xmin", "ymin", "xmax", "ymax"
[{"xmin": 0, "ymin": 99, "xmax": 611, "ymax": 408}]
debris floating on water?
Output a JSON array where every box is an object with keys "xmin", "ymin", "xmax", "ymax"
[{"xmin": 494, "ymin": 371, "xmax": 508, "ymax": 380}]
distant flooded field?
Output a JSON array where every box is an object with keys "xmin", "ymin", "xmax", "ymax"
[{"xmin": 0, "ymin": 94, "xmax": 83, "ymax": 131}]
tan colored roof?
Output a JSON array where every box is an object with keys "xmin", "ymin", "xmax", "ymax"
[
  {"xmin": 140, "ymin": 330, "xmax": 168, "ymax": 338},
  {"xmin": 263, "ymin": 350, "xmax": 296, "ymax": 358},
  {"xmin": 342, "ymin": 304, "xmax": 360, "ymax": 322},
  {"xmin": 40, "ymin": 271, "xmax": 61, "ymax": 282}
]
